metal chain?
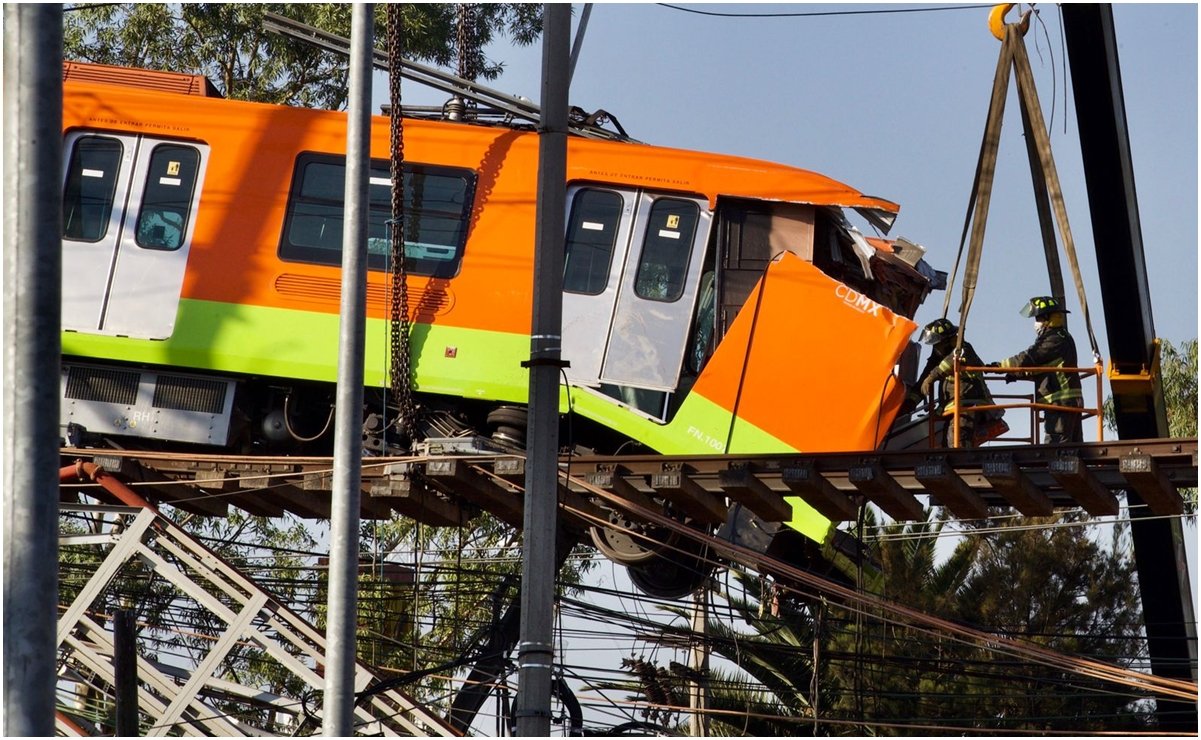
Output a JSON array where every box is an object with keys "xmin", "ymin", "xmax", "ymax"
[
  {"xmin": 456, "ymin": 4, "xmax": 470, "ymax": 81},
  {"xmin": 386, "ymin": 5, "xmax": 418, "ymax": 443}
]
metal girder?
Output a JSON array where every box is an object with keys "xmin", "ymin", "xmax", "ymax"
[
  {"xmin": 1062, "ymin": 6, "xmax": 1198, "ymax": 722},
  {"xmin": 56, "ymin": 504, "xmax": 458, "ymax": 737}
]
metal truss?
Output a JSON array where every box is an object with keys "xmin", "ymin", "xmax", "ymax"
[{"xmin": 55, "ymin": 503, "xmax": 457, "ymax": 737}]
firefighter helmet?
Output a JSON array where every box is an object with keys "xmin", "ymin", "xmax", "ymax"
[
  {"xmin": 1019, "ymin": 296, "xmax": 1070, "ymax": 320},
  {"xmin": 919, "ymin": 317, "xmax": 957, "ymax": 346}
]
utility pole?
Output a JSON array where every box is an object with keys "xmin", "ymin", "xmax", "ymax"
[
  {"xmin": 2, "ymin": 5, "xmax": 62, "ymax": 737},
  {"xmin": 689, "ymin": 587, "xmax": 710, "ymax": 737},
  {"xmin": 323, "ymin": 4, "xmax": 372, "ymax": 735},
  {"xmin": 515, "ymin": 4, "xmax": 570, "ymax": 736}
]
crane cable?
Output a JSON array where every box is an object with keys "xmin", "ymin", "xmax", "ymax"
[
  {"xmin": 386, "ymin": 5, "xmax": 419, "ymax": 445},
  {"xmin": 944, "ymin": 10, "xmax": 1101, "ymax": 364}
]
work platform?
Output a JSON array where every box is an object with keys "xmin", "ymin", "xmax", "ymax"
[{"xmin": 59, "ymin": 437, "xmax": 1197, "ymax": 527}]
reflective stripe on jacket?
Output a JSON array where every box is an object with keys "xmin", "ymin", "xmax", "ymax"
[{"xmin": 999, "ymin": 327, "xmax": 1083, "ymax": 406}]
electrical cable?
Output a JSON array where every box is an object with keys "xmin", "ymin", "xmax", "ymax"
[{"xmin": 656, "ymin": 3, "xmax": 994, "ymax": 19}]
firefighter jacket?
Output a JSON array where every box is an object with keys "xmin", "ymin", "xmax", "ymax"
[
  {"xmin": 999, "ymin": 326, "xmax": 1083, "ymax": 406},
  {"xmin": 916, "ymin": 341, "xmax": 993, "ymax": 409}
]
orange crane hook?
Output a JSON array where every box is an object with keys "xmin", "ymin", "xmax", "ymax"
[{"xmin": 989, "ymin": 3, "xmax": 1032, "ymax": 41}]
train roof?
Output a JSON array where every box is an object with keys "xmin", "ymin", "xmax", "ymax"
[{"xmin": 62, "ymin": 61, "xmax": 899, "ymax": 231}]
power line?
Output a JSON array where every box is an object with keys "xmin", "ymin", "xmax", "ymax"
[{"xmin": 656, "ymin": 3, "xmax": 994, "ymax": 20}]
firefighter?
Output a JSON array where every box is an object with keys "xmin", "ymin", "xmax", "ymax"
[
  {"xmin": 990, "ymin": 296, "xmax": 1084, "ymax": 444},
  {"xmin": 908, "ymin": 318, "xmax": 1001, "ymax": 447}
]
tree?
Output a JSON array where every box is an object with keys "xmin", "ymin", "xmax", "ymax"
[
  {"xmin": 64, "ymin": 3, "xmax": 543, "ymax": 110},
  {"xmin": 1103, "ymin": 337, "xmax": 1198, "ymax": 514},
  {"xmin": 661, "ymin": 508, "xmax": 1150, "ymax": 735},
  {"xmin": 1160, "ymin": 338, "xmax": 1198, "ymax": 439}
]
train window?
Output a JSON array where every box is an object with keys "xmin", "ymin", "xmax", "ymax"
[
  {"xmin": 62, "ymin": 136, "xmax": 123, "ymax": 242},
  {"xmin": 280, "ymin": 152, "xmax": 474, "ymax": 278},
  {"xmin": 633, "ymin": 198, "xmax": 699, "ymax": 302},
  {"xmin": 134, "ymin": 144, "xmax": 201, "ymax": 251},
  {"xmin": 563, "ymin": 188, "xmax": 623, "ymax": 295}
]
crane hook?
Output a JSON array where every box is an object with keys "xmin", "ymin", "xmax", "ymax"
[{"xmin": 989, "ymin": 3, "xmax": 1032, "ymax": 41}]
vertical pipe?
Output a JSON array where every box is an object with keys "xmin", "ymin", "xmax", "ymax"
[
  {"xmin": 114, "ymin": 610, "xmax": 139, "ymax": 736},
  {"xmin": 688, "ymin": 588, "xmax": 709, "ymax": 737},
  {"xmin": 515, "ymin": 5, "xmax": 570, "ymax": 737},
  {"xmin": 568, "ymin": 4, "xmax": 593, "ymax": 85},
  {"xmin": 323, "ymin": 4, "xmax": 373, "ymax": 735},
  {"xmin": 2, "ymin": 6, "xmax": 62, "ymax": 737}
]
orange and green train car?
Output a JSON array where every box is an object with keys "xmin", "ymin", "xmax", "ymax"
[{"xmin": 58, "ymin": 63, "xmax": 938, "ymax": 589}]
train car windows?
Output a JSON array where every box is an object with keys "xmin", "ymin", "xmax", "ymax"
[
  {"xmin": 633, "ymin": 198, "xmax": 700, "ymax": 302},
  {"xmin": 280, "ymin": 152, "xmax": 474, "ymax": 279},
  {"xmin": 62, "ymin": 136, "xmax": 123, "ymax": 242},
  {"xmin": 564, "ymin": 188, "xmax": 623, "ymax": 295},
  {"xmin": 134, "ymin": 144, "xmax": 201, "ymax": 251}
]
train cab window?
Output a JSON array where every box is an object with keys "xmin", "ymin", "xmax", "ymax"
[
  {"xmin": 280, "ymin": 152, "xmax": 475, "ymax": 279},
  {"xmin": 135, "ymin": 144, "xmax": 201, "ymax": 251},
  {"xmin": 62, "ymin": 136, "xmax": 123, "ymax": 242},
  {"xmin": 633, "ymin": 198, "xmax": 700, "ymax": 302},
  {"xmin": 563, "ymin": 188, "xmax": 623, "ymax": 295}
]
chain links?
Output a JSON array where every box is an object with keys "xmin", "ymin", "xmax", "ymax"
[{"xmin": 386, "ymin": 5, "xmax": 418, "ymax": 444}]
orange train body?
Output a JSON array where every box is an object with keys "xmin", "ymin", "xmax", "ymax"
[{"xmin": 58, "ymin": 62, "xmax": 939, "ymax": 555}]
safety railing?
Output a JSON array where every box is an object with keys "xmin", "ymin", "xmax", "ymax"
[{"xmin": 928, "ymin": 358, "xmax": 1105, "ymax": 448}]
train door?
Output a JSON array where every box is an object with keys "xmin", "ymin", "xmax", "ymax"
[
  {"xmin": 561, "ymin": 186, "xmax": 637, "ymax": 385},
  {"xmin": 61, "ymin": 131, "xmax": 208, "ymax": 339},
  {"xmin": 561, "ymin": 186, "xmax": 711, "ymax": 395}
]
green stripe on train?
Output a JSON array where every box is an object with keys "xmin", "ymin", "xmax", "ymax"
[
  {"xmin": 62, "ymin": 299, "xmax": 531, "ymax": 398},
  {"xmin": 566, "ymin": 388, "xmax": 833, "ymax": 543},
  {"xmin": 63, "ymin": 298, "xmax": 832, "ymax": 543}
]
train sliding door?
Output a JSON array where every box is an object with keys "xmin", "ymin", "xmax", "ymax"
[
  {"xmin": 561, "ymin": 186, "xmax": 711, "ymax": 397},
  {"xmin": 61, "ymin": 131, "xmax": 208, "ymax": 339}
]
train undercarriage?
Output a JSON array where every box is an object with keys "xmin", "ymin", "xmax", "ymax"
[{"xmin": 60, "ymin": 356, "xmax": 870, "ymax": 598}]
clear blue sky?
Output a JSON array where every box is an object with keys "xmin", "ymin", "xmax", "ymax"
[{"xmin": 387, "ymin": 2, "xmax": 1198, "ymax": 403}]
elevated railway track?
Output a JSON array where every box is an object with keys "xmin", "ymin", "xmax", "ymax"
[
  {"xmin": 60, "ymin": 437, "xmax": 1196, "ymax": 529},
  {"xmin": 55, "ymin": 437, "xmax": 1198, "ymax": 736}
]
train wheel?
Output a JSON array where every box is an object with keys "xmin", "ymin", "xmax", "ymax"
[
  {"xmin": 589, "ymin": 509, "xmax": 668, "ymax": 565},
  {"xmin": 487, "ymin": 405, "xmax": 528, "ymax": 449},
  {"xmin": 589, "ymin": 509, "xmax": 716, "ymax": 598},
  {"xmin": 626, "ymin": 533, "xmax": 715, "ymax": 599}
]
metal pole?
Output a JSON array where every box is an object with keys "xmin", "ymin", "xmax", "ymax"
[
  {"xmin": 323, "ymin": 4, "xmax": 372, "ymax": 735},
  {"xmin": 515, "ymin": 5, "xmax": 570, "ymax": 736},
  {"xmin": 568, "ymin": 3, "xmax": 593, "ymax": 85},
  {"xmin": 2, "ymin": 6, "xmax": 62, "ymax": 737},
  {"xmin": 689, "ymin": 587, "xmax": 709, "ymax": 737},
  {"xmin": 114, "ymin": 610, "xmax": 139, "ymax": 736}
]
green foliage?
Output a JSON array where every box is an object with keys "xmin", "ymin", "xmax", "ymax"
[
  {"xmin": 677, "ymin": 508, "xmax": 1149, "ymax": 734},
  {"xmin": 64, "ymin": 3, "xmax": 543, "ymax": 110},
  {"xmin": 1160, "ymin": 338, "xmax": 1198, "ymax": 439},
  {"xmin": 357, "ymin": 511, "xmax": 594, "ymax": 701},
  {"xmin": 1102, "ymin": 337, "xmax": 1197, "ymax": 515},
  {"xmin": 1102, "ymin": 337, "xmax": 1198, "ymax": 438}
]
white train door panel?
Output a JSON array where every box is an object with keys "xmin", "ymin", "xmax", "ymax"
[
  {"xmin": 61, "ymin": 132, "xmax": 208, "ymax": 339},
  {"xmin": 600, "ymin": 193, "xmax": 711, "ymax": 391},
  {"xmin": 560, "ymin": 186, "xmax": 637, "ymax": 386}
]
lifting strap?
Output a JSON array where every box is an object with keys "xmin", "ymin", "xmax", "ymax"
[
  {"xmin": 386, "ymin": 5, "xmax": 419, "ymax": 444},
  {"xmin": 947, "ymin": 17, "xmax": 1101, "ymax": 363}
]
